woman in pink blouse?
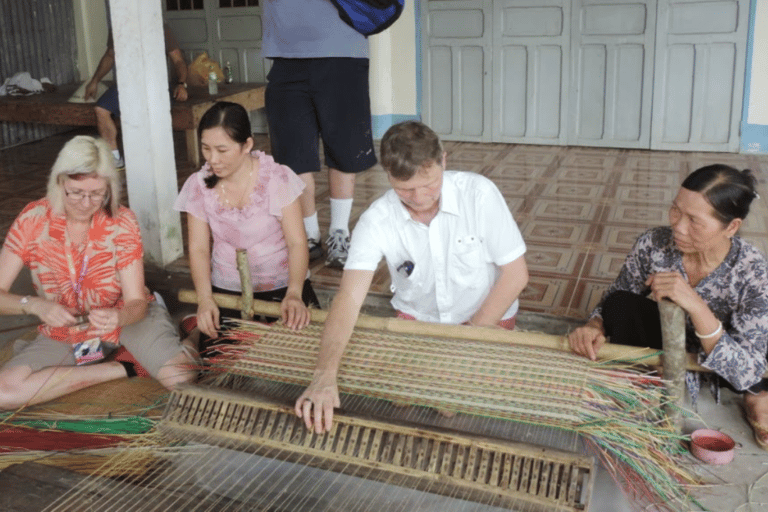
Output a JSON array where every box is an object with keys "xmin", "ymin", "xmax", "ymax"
[{"xmin": 174, "ymin": 102, "xmax": 318, "ymax": 341}]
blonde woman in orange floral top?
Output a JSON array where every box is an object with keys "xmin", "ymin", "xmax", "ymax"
[{"xmin": 0, "ymin": 136, "xmax": 198, "ymax": 409}]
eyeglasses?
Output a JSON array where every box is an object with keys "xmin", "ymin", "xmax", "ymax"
[{"xmin": 64, "ymin": 188, "xmax": 109, "ymax": 203}]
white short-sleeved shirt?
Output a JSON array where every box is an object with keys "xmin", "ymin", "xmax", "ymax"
[{"xmin": 345, "ymin": 171, "xmax": 527, "ymax": 324}]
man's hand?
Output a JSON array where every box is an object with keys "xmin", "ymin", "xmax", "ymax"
[
  {"xmin": 84, "ymin": 80, "xmax": 100, "ymax": 101},
  {"xmin": 173, "ymin": 83, "xmax": 188, "ymax": 102},
  {"xmin": 295, "ymin": 372, "xmax": 340, "ymax": 434}
]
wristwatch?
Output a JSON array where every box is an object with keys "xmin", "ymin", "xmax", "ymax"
[
  {"xmin": 19, "ymin": 295, "xmax": 31, "ymax": 314},
  {"xmin": 178, "ymin": 81, "xmax": 187, "ymax": 89}
]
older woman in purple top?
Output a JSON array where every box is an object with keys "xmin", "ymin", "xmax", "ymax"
[{"xmin": 568, "ymin": 164, "xmax": 768, "ymax": 449}]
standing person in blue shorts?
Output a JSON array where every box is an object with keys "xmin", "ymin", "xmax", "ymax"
[{"xmin": 262, "ymin": 0, "xmax": 378, "ymax": 268}]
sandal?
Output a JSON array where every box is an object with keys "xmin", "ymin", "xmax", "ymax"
[{"xmin": 745, "ymin": 414, "xmax": 768, "ymax": 451}]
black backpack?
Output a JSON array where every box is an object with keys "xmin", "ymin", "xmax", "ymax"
[{"xmin": 329, "ymin": 0, "xmax": 405, "ymax": 37}]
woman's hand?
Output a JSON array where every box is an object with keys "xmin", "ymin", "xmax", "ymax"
[
  {"xmin": 196, "ymin": 296, "xmax": 220, "ymax": 338},
  {"xmin": 28, "ymin": 299, "xmax": 79, "ymax": 328},
  {"xmin": 568, "ymin": 319, "xmax": 606, "ymax": 361},
  {"xmin": 281, "ymin": 294, "xmax": 310, "ymax": 331},
  {"xmin": 88, "ymin": 308, "xmax": 120, "ymax": 335},
  {"xmin": 645, "ymin": 272, "xmax": 703, "ymax": 313}
]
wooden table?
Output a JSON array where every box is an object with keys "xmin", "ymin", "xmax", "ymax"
[{"xmin": 0, "ymin": 82, "xmax": 266, "ymax": 166}]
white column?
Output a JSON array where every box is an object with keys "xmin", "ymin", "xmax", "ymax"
[{"xmin": 109, "ymin": 0, "xmax": 183, "ymax": 267}]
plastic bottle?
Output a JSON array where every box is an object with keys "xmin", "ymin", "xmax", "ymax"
[
  {"xmin": 208, "ymin": 70, "xmax": 218, "ymax": 95},
  {"xmin": 224, "ymin": 61, "xmax": 234, "ymax": 84}
]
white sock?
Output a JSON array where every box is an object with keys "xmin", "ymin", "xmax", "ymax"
[
  {"xmin": 112, "ymin": 149, "xmax": 122, "ymax": 161},
  {"xmin": 304, "ymin": 213, "xmax": 320, "ymax": 241},
  {"xmin": 329, "ymin": 198, "xmax": 353, "ymax": 234}
]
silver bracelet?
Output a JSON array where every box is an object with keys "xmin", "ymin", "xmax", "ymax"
[{"xmin": 695, "ymin": 321, "xmax": 722, "ymax": 339}]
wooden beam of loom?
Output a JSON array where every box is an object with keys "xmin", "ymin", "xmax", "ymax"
[
  {"xmin": 178, "ymin": 289, "xmax": 715, "ymax": 374},
  {"xmin": 156, "ymin": 385, "xmax": 596, "ymax": 512}
]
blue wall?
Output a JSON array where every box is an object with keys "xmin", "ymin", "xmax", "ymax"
[{"xmin": 740, "ymin": 0, "xmax": 768, "ymax": 153}]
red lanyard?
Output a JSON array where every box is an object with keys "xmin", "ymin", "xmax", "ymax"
[{"xmin": 63, "ymin": 224, "xmax": 95, "ymax": 313}]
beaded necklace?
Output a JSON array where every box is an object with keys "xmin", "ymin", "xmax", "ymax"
[{"xmin": 219, "ymin": 157, "xmax": 254, "ymax": 209}]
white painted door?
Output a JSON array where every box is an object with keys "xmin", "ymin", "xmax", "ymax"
[
  {"xmin": 423, "ymin": 0, "xmax": 748, "ymax": 152},
  {"xmin": 651, "ymin": 0, "xmax": 748, "ymax": 152},
  {"xmin": 493, "ymin": 0, "xmax": 571, "ymax": 145},
  {"xmin": 568, "ymin": 0, "xmax": 656, "ymax": 148},
  {"xmin": 422, "ymin": 0, "xmax": 493, "ymax": 141},
  {"xmin": 164, "ymin": 0, "xmax": 268, "ymax": 132}
]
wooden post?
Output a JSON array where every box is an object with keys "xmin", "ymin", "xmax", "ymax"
[
  {"xmin": 236, "ymin": 249, "xmax": 253, "ymax": 320},
  {"xmin": 658, "ymin": 300, "xmax": 686, "ymax": 433}
]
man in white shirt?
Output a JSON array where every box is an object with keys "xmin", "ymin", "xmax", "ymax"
[{"xmin": 295, "ymin": 121, "xmax": 529, "ymax": 433}]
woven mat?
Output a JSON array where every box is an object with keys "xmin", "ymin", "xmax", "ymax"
[{"xmin": 217, "ymin": 322, "xmax": 597, "ymax": 428}]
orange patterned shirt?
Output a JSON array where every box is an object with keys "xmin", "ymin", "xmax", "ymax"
[{"xmin": 4, "ymin": 199, "xmax": 146, "ymax": 345}]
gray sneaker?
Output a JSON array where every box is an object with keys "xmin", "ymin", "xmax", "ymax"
[
  {"xmin": 325, "ymin": 229, "xmax": 350, "ymax": 269},
  {"xmin": 308, "ymin": 238, "xmax": 323, "ymax": 261}
]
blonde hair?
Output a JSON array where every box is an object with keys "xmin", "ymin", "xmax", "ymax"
[{"xmin": 46, "ymin": 135, "xmax": 121, "ymax": 216}]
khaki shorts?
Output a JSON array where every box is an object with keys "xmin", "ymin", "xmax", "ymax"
[{"xmin": 6, "ymin": 301, "xmax": 185, "ymax": 378}]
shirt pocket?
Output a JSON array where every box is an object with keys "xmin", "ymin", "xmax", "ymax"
[
  {"xmin": 389, "ymin": 258, "xmax": 421, "ymax": 300},
  {"xmin": 450, "ymin": 235, "xmax": 487, "ymax": 287}
]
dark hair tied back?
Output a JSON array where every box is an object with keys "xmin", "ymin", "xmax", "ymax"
[
  {"xmin": 681, "ymin": 164, "xmax": 759, "ymax": 224},
  {"xmin": 198, "ymin": 101, "xmax": 253, "ymax": 188}
]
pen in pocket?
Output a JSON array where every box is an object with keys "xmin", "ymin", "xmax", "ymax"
[{"xmin": 397, "ymin": 260, "xmax": 414, "ymax": 277}]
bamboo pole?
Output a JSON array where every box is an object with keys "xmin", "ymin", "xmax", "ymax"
[
  {"xmin": 659, "ymin": 300, "xmax": 686, "ymax": 432},
  {"xmin": 235, "ymin": 249, "xmax": 253, "ymax": 320},
  {"xmin": 178, "ymin": 288, "xmax": 714, "ymax": 372}
]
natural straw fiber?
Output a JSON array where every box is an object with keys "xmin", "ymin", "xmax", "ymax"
[{"xmin": 207, "ymin": 319, "xmax": 700, "ymax": 510}]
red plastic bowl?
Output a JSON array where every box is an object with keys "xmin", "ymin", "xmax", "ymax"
[{"xmin": 690, "ymin": 429, "xmax": 735, "ymax": 465}]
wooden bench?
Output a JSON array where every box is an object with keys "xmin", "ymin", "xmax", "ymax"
[{"xmin": 0, "ymin": 82, "xmax": 266, "ymax": 166}]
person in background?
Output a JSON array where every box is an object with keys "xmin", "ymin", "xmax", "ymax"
[
  {"xmin": 261, "ymin": 0, "xmax": 378, "ymax": 268},
  {"xmin": 84, "ymin": 23, "xmax": 189, "ymax": 170},
  {"xmin": 0, "ymin": 135, "xmax": 198, "ymax": 410},
  {"xmin": 567, "ymin": 164, "xmax": 768, "ymax": 450},
  {"xmin": 294, "ymin": 121, "xmax": 529, "ymax": 433}
]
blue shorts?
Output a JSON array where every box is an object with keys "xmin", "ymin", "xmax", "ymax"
[
  {"xmin": 265, "ymin": 58, "xmax": 377, "ymax": 175},
  {"xmin": 95, "ymin": 84, "xmax": 120, "ymax": 117}
]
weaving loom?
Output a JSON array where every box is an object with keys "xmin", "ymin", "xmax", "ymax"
[{"xmin": 37, "ymin": 295, "xmax": 698, "ymax": 512}]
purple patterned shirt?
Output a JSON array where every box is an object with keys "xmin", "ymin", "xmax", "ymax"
[{"xmin": 592, "ymin": 226, "xmax": 768, "ymax": 391}]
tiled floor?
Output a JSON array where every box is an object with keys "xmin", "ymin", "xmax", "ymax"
[
  {"xmin": 2, "ymin": 129, "xmax": 768, "ymax": 321},
  {"xmin": 3, "ymin": 128, "xmax": 768, "ymax": 510}
]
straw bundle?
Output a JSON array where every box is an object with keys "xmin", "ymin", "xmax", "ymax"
[{"xmin": 205, "ymin": 319, "xmax": 700, "ymax": 510}]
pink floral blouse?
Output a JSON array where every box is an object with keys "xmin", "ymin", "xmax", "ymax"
[{"xmin": 174, "ymin": 151, "xmax": 305, "ymax": 292}]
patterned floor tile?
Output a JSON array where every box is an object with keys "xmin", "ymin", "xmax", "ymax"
[
  {"xmin": 529, "ymin": 198, "xmax": 601, "ymax": 222},
  {"xmin": 546, "ymin": 166, "xmax": 613, "ymax": 183},
  {"xmin": 522, "ymin": 221, "xmax": 592, "ymax": 246},
  {"xmin": 524, "ymin": 245, "xmax": 585, "ymax": 274},
  {"xmin": 519, "ymin": 275, "xmax": 571, "ymax": 312}
]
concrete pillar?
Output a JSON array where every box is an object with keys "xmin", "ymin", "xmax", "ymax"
[{"xmin": 109, "ymin": 0, "xmax": 183, "ymax": 267}]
